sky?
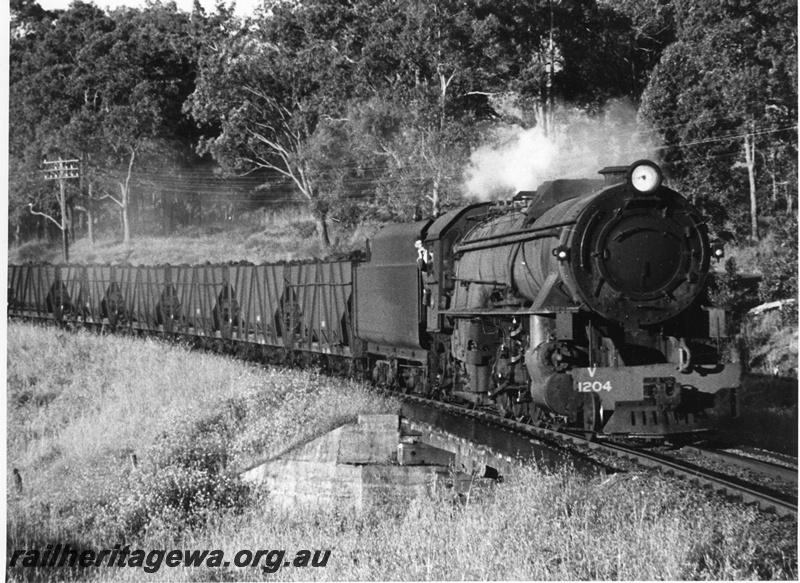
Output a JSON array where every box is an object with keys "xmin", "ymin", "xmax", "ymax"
[{"xmin": 35, "ymin": 0, "xmax": 264, "ymax": 17}]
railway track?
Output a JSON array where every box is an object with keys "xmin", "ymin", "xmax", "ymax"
[
  {"xmin": 13, "ymin": 316, "xmax": 799, "ymax": 520},
  {"xmin": 680, "ymin": 444, "xmax": 798, "ymax": 484},
  {"xmin": 596, "ymin": 441, "xmax": 797, "ymax": 519},
  {"xmin": 395, "ymin": 393, "xmax": 798, "ymax": 520}
]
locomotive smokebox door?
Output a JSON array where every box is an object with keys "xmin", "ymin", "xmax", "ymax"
[{"xmin": 558, "ymin": 169, "xmax": 710, "ymax": 328}]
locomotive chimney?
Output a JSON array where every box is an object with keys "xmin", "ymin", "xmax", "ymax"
[{"xmin": 598, "ymin": 166, "xmax": 628, "ymax": 186}]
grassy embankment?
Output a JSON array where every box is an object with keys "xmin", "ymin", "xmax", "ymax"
[
  {"xmin": 7, "ymin": 322, "xmax": 797, "ymax": 581},
  {"xmin": 9, "ymin": 208, "xmax": 379, "ymax": 266}
]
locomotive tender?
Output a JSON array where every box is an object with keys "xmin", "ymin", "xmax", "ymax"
[{"xmin": 8, "ymin": 161, "xmax": 739, "ymax": 438}]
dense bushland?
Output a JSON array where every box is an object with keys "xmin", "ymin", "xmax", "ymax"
[{"xmin": 10, "ymin": 0, "xmax": 796, "ymax": 252}]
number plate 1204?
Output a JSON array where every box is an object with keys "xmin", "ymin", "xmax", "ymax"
[{"xmin": 576, "ymin": 380, "xmax": 612, "ymax": 393}]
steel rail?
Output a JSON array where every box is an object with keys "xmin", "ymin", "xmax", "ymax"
[
  {"xmin": 680, "ymin": 445, "xmax": 798, "ymax": 484},
  {"xmin": 594, "ymin": 441, "xmax": 798, "ymax": 519},
  {"xmin": 394, "ymin": 392, "xmax": 798, "ymax": 519}
]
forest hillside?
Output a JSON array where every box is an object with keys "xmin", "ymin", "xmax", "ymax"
[{"xmin": 9, "ymin": 0, "xmax": 797, "ymax": 377}]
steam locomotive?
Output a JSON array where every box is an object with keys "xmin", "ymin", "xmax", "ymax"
[{"xmin": 8, "ymin": 160, "xmax": 740, "ymax": 438}]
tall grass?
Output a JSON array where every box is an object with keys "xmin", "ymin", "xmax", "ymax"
[
  {"xmin": 6, "ymin": 322, "xmax": 397, "ymax": 581},
  {"xmin": 7, "ymin": 322, "xmax": 797, "ymax": 581},
  {"xmin": 723, "ymin": 230, "xmax": 795, "ymax": 276},
  {"xmin": 101, "ymin": 466, "xmax": 796, "ymax": 582},
  {"xmin": 8, "ymin": 208, "xmax": 382, "ymax": 266}
]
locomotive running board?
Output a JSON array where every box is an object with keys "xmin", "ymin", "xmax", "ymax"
[{"xmin": 443, "ymin": 306, "xmax": 580, "ymax": 317}]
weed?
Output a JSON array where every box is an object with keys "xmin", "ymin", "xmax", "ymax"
[
  {"xmin": 6, "ymin": 323, "xmax": 797, "ymax": 582},
  {"xmin": 6, "ymin": 322, "xmax": 398, "ymax": 580}
]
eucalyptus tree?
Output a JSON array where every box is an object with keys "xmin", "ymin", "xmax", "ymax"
[
  {"xmin": 188, "ymin": 0, "xmax": 647, "ymax": 233},
  {"xmin": 86, "ymin": 3, "xmax": 203, "ymax": 241},
  {"xmin": 640, "ymin": 0, "xmax": 797, "ymax": 240},
  {"xmin": 335, "ymin": 0, "xmax": 642, "ymax": 217},
  {"xmin": 188, "ymin": 0, "xmax": 363, "ymax": 246},
  {"xmin": 9, "ymin": 1, "xmax": 109, "ymax": 243},
  {"xmin": 9, "ymin": 1, "xmax": 204, "ymax": 244}
]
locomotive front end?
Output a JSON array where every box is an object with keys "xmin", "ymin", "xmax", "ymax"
[
  {"xmin": 437, "ymin": 160, "xmax": 739, "ymax": 438},
  {"xmin": 518, "ymin": 160, "xmax": 711, "ymax": 328}
]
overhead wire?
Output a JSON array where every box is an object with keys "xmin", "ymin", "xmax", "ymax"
[
  {"xmin": 10, "ymin": 113, "xmax": 796, "ymax": 202},
  {"xmin": 11, "ymin": 108, "xmax": 795, "ymax": 180}
]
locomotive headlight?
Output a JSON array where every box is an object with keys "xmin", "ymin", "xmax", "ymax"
[{"xmin": 628, "ymin": 160, "xmax": 662, "ymax": 193}]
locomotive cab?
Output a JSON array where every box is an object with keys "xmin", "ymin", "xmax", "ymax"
[{"xmin": 354, "ymin": 221, "xmax": 433, "ymax": 391}]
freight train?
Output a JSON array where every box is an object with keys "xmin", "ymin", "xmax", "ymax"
[{"xmin": 7, "ymin": 160, "xmax": 740, "ymax": 438}]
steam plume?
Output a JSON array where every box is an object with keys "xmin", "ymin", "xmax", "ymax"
[{"xmin": 464, "ymin": 99, "xmax": 662, "ymax": 201}]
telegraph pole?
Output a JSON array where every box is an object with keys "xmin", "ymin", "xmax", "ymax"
[
  {"xmin": 547, "ymin": 0, "xmax": 555, "ymax": 137},
  {"xmin": 43, "ymin": 158, "xmax": 79, "ymax": 263}
]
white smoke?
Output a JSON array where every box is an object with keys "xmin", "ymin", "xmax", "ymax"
[{"xmin": 463, "ymin": 99, "xmax": 662, "ymax": 201}]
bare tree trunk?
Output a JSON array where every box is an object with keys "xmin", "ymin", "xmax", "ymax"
[
  {"xmin": 431, "ymin": 176, "xmax": 440, "ymax": 218},
  {"xmin": 75, "ymin": 205, "xmax": 95, "ymax": 245},
  {"xmin": 744, "ymin": 130, "xmax": 758, "ymax": 241},
  {"xmin": 121, "ymin": 147, "xmax": 135, "ymax": 243},
  {"xmin": 87, "ymin": 183, "xmax": 95, "ymax": 244},
  {"xmin": 58, "ymin": 179, "xmax": 69, "ymax": 263},
  {"xmin": 770, "ymin": 149, "xmax": 778, "ymax": 202},
  {"xmin": 122, "ymin": 197, "xmax": 130, "ymax": 243},
  {"xmin": 316, "ymin": 214, "xmax": 331, "ymax": 249},
  {"xmin": 545, "ymin": 0, "xmax": 555, "ymax": 138},
  {"xmin": 67, "ymin": 205, "xmax": 74, "ymax": 242}
]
